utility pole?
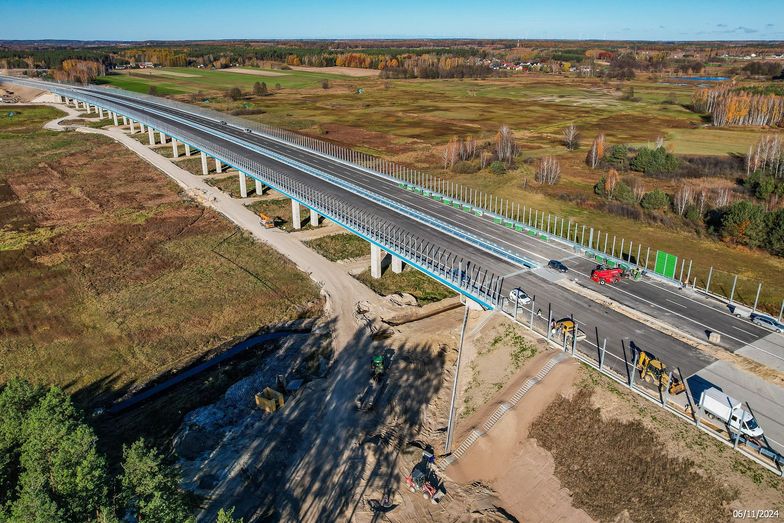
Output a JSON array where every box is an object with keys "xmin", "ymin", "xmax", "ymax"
[{"xmin": 445, "ymin": 305, "xmax": 470, "ymax": 454}]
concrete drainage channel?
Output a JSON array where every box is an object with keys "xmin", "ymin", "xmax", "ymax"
[{"xmin": 439, "ymin": 351, "xmax": 569, "ymax": 469}]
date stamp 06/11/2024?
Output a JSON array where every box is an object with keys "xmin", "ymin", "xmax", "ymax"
[{"xmin": 732, "ymin": 510, "xmax": 780, "ymax": 519}]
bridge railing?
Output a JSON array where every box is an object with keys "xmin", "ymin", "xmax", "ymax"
[{"xmin": 48, "ymin": 84, "xmax": 504, "ymax": 308}]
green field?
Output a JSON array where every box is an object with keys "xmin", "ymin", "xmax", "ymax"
[{"xmin": 98, "ymin": 66, "xmax": 347, "ymax": 94}]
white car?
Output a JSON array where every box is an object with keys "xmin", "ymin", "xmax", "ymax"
[{"xmin": 509, "ymin": 288, "xmax": 531, "ymax": 305}]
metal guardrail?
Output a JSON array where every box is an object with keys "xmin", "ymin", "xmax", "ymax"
[
  {"xmin": 29, "ymin": 81, "xmax": 503, "ymax": 308},
  {"xmin": 495, "ymin": 295, "xmax": 784, "ymax": 477}
]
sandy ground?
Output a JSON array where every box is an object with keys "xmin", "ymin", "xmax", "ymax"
[
  {"xmin": 449, "ymin": 356, "xmax": 591, "ymax": 523},
  {"xmin": 220, "ymin": 67, "xmax": 289, "ymax": 77},
  {"xmin": 1, "ymin": 83, "xmax": 46, "ymax": 102},
  {"xmin": 289, "ymin": 65, "xmax": 381, "ymax": 77}
]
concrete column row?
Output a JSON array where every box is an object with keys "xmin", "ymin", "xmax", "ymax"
[
  {"xmin": 369, "ymin": 244, "xmax": 404, "ymax": 278},
  {"xmin": 239, "ymin": 172, "xmax": 247, "ymax": 198}
]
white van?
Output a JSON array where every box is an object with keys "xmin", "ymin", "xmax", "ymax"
[{"xmin": 700, "ymin": 387, "xmax": 763, "ymax": 438}]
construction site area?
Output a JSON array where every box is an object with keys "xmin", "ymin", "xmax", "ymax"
[{"xmin": 2, "ymin": 85, "xmax": 783, "ymax": 523}]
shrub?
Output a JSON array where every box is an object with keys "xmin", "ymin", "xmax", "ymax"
[
  {"xmin": 226, "ymin": 87, "xmax": 242, "ymax": 100},
  {"xmin": 603, "ymin": 145, "xmax": 629, "ymax": 170},
  {"xmin": 606, "ymin": 202, "xmax": 643, "ymax": 221},
  {"xmin": 489, "ymin": 161, "xmax": 506, "ymax": 175},
  {"xmin": 717, "ymin": 200, "xmax": 767, "ymax": 248},
  {"xmin": 640, "ymin": 189, "xmax": 671, "ymax": 210},
  {"xmin": 452, "ymin": 160, "xmax": 480, "ymax": 174},
  {"xmin": 630, "ymin": 147, "xmax": 679, "ymax": 175},
  {"xmin": 613, "ymin": 182, "xmax": 637, "ymax": 204},
  {"xmin": 765, "ymin": 209, "xmax": 784, "ymax": 256}
]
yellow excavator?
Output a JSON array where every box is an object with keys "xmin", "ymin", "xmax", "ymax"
[
  {"xmin": 635, "ymin": 350, "xmax": 685, "ymax": 395},
  {"xmin": 259, "ymin": 211, "xmax": 276, "ymax": 229}
]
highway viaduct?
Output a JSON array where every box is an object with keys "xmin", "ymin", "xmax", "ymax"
[{"xmin": 3, "ymin": 76, "xmax": 784, "ymax": 465}]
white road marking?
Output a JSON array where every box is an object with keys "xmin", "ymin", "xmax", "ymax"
[
  {"xmin": 665, "ymin": 299, "xmax": 688, "ymax": 309},
  {"xmin": 732, "ymin": 325, "xmax": 756, "ymax": 336}
]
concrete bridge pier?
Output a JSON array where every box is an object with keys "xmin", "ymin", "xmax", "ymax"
[
  {"xmin": 148, "ymin": 127, "xmax": 156, "ymax": 145},
  {"xmin": 255, "ymin": 179, "xmax": 264, "ymax": 195},
  {"xmin": 184, "ymin": 144, "xmax": 191, "ymax": 156},
  {"xmin": 239, "ymin": 172, "xmax": 247, "ymax": 198},
  {"xmin": 371, "ymin": 244, "xmax": 383, "ymax": 279},
  {"xmin": 200, "ymin": 152, "xmax": 209, "ymax": 174},
  {"xmin": 129, "ymin": 120, "xmax": 136, "ymax": 133},
  {"xmin": 310, "ymin": 209, "xmax": 319, "ymax": 227},
  {"xmin": 159, "ymin": 131, "xmax": 167, "ymax": 144},
  {"xmin": 112, "ymin": 112, "xmax": 119, "ymax": 126},
  {"xmin": 215, "ymin": 158, "xmax": 222, "ymax": 173},
  {"xmin": 139, "ymin": 122, "xmax": 145, "ymax": 132},
  {"xmin": 171, "ymin": 139, "xmax": 179, "ymax": 157},
  {"xmin": 391, "ymin": 255, "xmax": 404, "ymax": 274},
  {"xmin": 122, "ymin": 116, "xmax": 128, "ymax": 126},
  {"xmin": 291, "ymin": 200, "xmax": 302, "ymax": 229},
  {"xmin": 98, "ymin": 107, "xmax": 104, "ymax": 118}
]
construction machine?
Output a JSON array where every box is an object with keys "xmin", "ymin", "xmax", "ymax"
[
  {"xmin": 259, "ymin": 211, "xmax": 276, "ymax": 229},
  {"xmin": 355, "ymin": 353, "xmax": 389, "ymax": 411},
  {"xmin": 635, "ymin": 350, "xmax": 685, "ymax": 395},
  {"xmin": 404, "ymin": 451, "xmax": 442, "ymax": 504}
]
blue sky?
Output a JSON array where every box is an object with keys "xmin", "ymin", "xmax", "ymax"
[{"xmin": 0, "ymin": 0, "xmax": 782, "ymax": 41}]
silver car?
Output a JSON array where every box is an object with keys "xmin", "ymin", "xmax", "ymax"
[{"xmin": 751, "ymin": 314, "xmax": 784, "ymax": 333}]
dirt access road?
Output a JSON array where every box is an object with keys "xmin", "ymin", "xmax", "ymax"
[{"xmin": 41, "ymin": 98, "xmax": 445, "ymax": 521}]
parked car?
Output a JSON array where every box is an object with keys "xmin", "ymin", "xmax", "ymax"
[
  {"xmin": 508, "ymin": 288, "xmax": 531, "ymax": 305},
  {"xmin": 547, "ymin": 260, "xmax": 568, "ymax": 273},
  {"xmin": 750, "ymin": 313, "xmax": 784, "ymax": 333}
]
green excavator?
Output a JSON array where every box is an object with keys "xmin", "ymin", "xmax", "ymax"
[{"xmin": 356, "ymin": 354, "xmax": 388, "ymax": 411}]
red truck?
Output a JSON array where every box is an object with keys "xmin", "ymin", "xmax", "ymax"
[{"xmin": 591, "ymin": 266, "xmax": 624, "ymax": 285}]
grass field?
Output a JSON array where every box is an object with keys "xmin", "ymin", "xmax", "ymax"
[
  {"xmin": 304, "ymin": 233, "xmax": 370, "ymax": 261},
  {"xmin": 355, "ymin": 266, "xmax": 456, "ymax": 304},
  {"xmin": 0, "ymin": 106, "xmax": 321, "ymax": 406},
  {"xmin": 95, "ymin": 69, "xmax": 784, "ymax": 311},
  {"xmin": 98, "ymin": 66, "xmax": 347, "ymax": 95}
]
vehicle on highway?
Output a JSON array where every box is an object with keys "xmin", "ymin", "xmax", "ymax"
[
  {"xmin": 634, "ymin": 350, "xmax": 685, "ymax": 395},
  {"xmin": 591, "ymin": 266, "xmax": 624, "ymax": 285},
  {"xmin": 551, "ymin": 318, "xmax": 586, "ymax": 341},
  {"xmin": 547, "ymin": 260, "xmax": 568, "ymax": 273},
  {"xmin": 219, "ymin": 120, "xmax": 227, "ymax": 125},
  {"xmin": 699, "ymin": 387, "xmax": 764, "ymax": 439},
  {"xmin": 509, "ymin": 287, "xmax": 531, "ymax": 305},
  {"xmin": 750, "ymin": 313, "xmax": 784, "ymax": 333},
  {"xmin": 244, "ymin": 128, "xmax": 252, "ymax": 133},
  {"xmin": 728, "ymin": 303, "xmax": 752, "ymax": 319}
]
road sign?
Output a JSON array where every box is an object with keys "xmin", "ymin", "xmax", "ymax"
[{"xmin": 654, "ymin": 250, "xmax": 678, "ymax": 279}]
